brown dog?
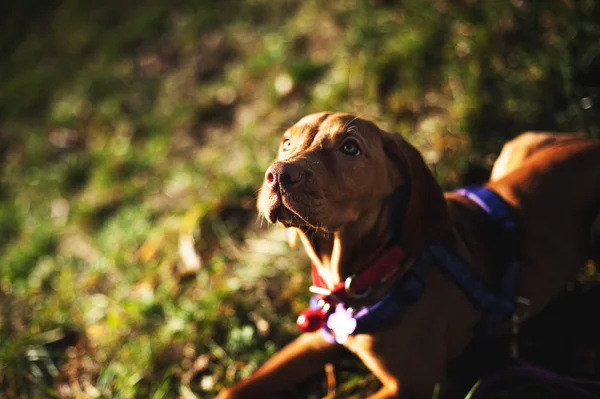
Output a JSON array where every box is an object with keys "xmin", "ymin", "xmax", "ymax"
[
  {"xmin": 491, "ymin": 131, "xmax": 600, "ymax": 258},
  {"xmin": 218, "ymin": 113, "xmax": 600, "ymax": 398}
]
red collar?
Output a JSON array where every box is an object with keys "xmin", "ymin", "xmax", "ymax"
[
  {"xmin": 311, "ymin": 245, "xmax": 406, "ymax": 298},
  {"xmin": 298, "ymin": 245, "xmax": 407, "ymax": 332}
]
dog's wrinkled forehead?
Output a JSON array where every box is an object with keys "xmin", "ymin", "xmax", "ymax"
[
  {"xmin": 294, "ymin": 112, "xmax": 332, "ymax": 130},
  {"xmin": 286, "ymin": 112, "xmax": 381, "ymax": 148}
]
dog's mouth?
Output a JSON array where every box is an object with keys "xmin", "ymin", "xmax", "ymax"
[
  {"xmin": 269, "ymin": 204, "xmax": 305, "ymax": 227},
  {"xmin": 264, "ymin": 192, "xmax": 310, "ymax": 228}
]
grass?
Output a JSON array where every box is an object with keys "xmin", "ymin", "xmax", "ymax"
[{"xmin": 1, "ymin": 0, "xmax": 600, "ymax": 397}]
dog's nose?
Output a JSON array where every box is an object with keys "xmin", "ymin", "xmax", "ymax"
[{"xmin": 265, "ymin": 162, "xmax": 305, "ymax": 191}]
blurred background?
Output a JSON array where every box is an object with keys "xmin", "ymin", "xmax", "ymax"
[{"xmin": 1, "ymin": 0, "xmax": 600, "ymax": 398}]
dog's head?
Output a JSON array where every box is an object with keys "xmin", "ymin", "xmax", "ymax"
[{"xmin": 257, "ymin": 112, "xmax": 449, "ymax": 254}]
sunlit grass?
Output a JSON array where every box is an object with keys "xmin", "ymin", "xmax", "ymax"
[{"xmin": 1, "ymin": 0, "xmax": 599, "ymax": 397}]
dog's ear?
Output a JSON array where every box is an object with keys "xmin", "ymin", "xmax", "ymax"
[{"xmin": 381, "ymin": 131, "xmax": 450, "ymax": 255}]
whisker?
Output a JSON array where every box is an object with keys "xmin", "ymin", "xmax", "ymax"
[
  {"xmin": 343, "ymin": 115, "xmax": 361, "ymax": 132},
  {"xmin": 255, "ymin": 212, "xmax": 263, "ymax": 227}
]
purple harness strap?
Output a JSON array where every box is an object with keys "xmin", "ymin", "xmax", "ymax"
[{"xmin": 455, "ymin": 186, "xmax": 521, "ymax": 333}]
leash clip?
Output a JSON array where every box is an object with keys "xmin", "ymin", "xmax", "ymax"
[{"xmin": 344, "ymin": 275, "xmax": 371, "ymax": 299}]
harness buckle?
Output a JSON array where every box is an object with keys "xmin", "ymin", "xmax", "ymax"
[
  {"xmin": 514, "ymin": 296, "xmax": 531, "ymax": 322},
  {"xmin": 509, "ymin": 296, "xmax": 531, "ymax": 358}
]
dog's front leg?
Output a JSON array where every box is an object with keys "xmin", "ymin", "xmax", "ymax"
[
  {"xmin": 365, "ymin": 385, "xmax": 401, "ymax": 399},
  {"xmin": 357, "ymin": 347, "xmax": 444, "ymax": 399},
  {"xmin": 217, "ymin": 332, "xmax": 345, "ymax": 399},
  {"xmin": 347, "ymin": 283, "xmax": 451, "ymax": 399}
]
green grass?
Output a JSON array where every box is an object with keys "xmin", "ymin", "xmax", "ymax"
[{"xmin": 1, "ymin": 0, "xmax": 600, "ymax": 397}]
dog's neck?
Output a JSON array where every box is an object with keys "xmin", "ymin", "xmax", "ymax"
[{"xmin": 297, "ymin": 201, "xmax": 398, "ymax": 289}]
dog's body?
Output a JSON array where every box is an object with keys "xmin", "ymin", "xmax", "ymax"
[
  {"xmin": 218, "ymin": 113, "xmax": 600, "ymax": 398},
  {"xmin": 490, "ymin": 131, "xmax": 584, "ymax": 181}
]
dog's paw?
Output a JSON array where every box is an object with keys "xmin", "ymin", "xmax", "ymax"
[{"xmin": 215, "ymin": 387, "xmax": 252, "ymax": 399}]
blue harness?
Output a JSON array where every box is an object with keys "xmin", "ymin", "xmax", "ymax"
[{"xmin": 318, "ymin": 186, "xmax": 520, "ymax": 343}]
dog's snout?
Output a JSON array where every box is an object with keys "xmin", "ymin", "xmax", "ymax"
[{"xmin": 265, "ymin": 162, "xmax": 305, "ymax": 191}]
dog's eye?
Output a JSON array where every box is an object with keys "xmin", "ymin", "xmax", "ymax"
[
  {"xmin": 340, "ymin": 140, "xmax": 361, "ymax": 156},
  {"xmin": 282, "ymin": 138, "xmax": 292, "ymax": 151}
]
